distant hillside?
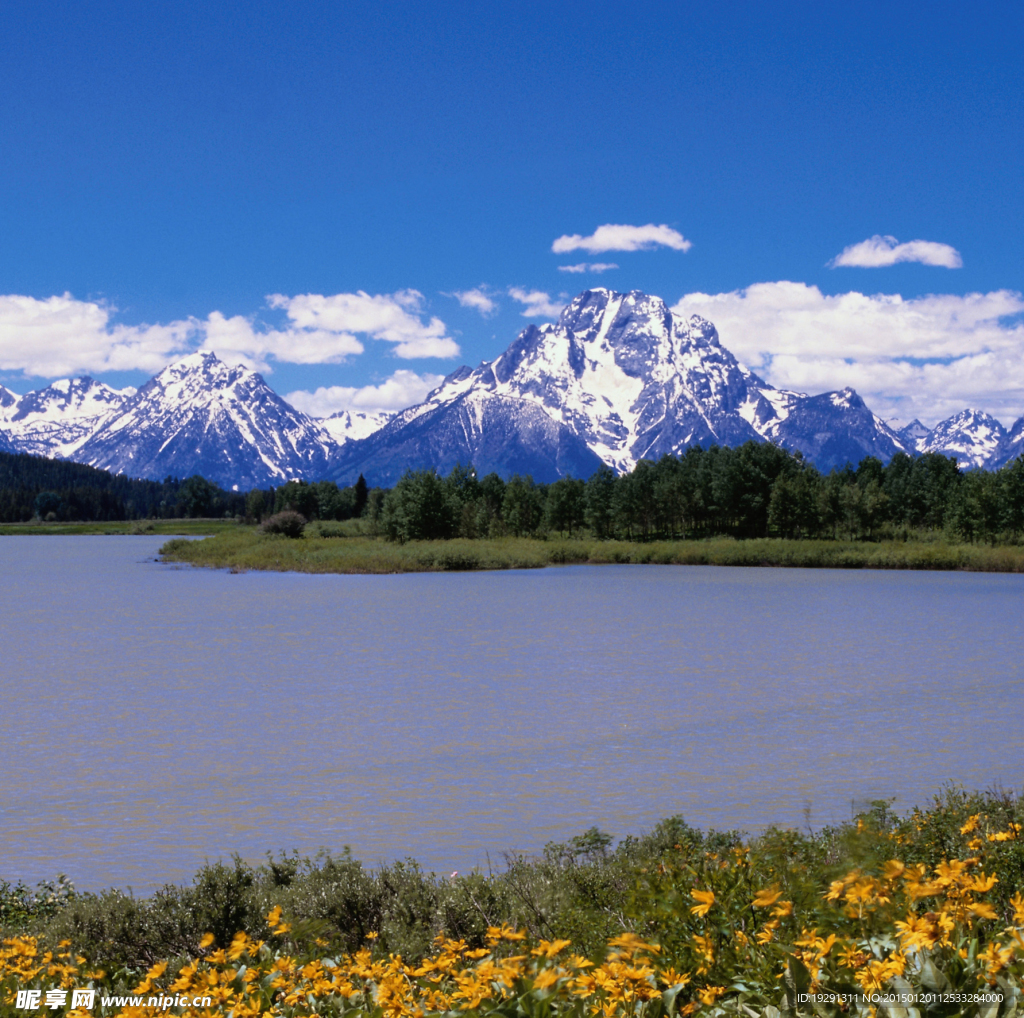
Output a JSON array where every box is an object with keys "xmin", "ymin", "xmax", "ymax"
[{"xmin": 0, "ymin": 450, "xmax": 245, "ymax": 522}]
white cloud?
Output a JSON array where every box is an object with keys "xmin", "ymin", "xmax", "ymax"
[
  {"xmin": 448, "ymin": 287, "xmax": 498, "ymax": 317},
  {"xmin": 672, "ymin": 282, "xmax": 1024, "ymax": 425},
  {"xmin": 830, "ymin": 235, "xmax": 963, "ymax": 269},
  {"xmin": 267, "ymin": 290, "xmax": 459, "ymax": 359},
  {"xmin": 0, "ymin": 287, "xmax": 458, "ymax": 380},
  {"xmin": 198, "ymin": 311, "xmax": 364, "ymax": 372},
  {"xmin": 558, "ymin": 262, "xmax": 619, "ymax": 274},
  {"xmin": 508, "ymin": 287, "xmax": 566, "ymax": 318},
  {"xmin": 285, "ymin": 369, "xmax": 445, "ymax": 417},
  {"xmin": 552, "ymin": 223, "xmax": 691, "ymax": 254},
  {"xmin": 0, "ymin": 293, "xmax": 193, "ymax": 377}
]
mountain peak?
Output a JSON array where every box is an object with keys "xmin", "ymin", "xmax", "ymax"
[
  {"xmin": 919, "ymin": 408, "xmax": 1006, "ymax": 469},
  {"xmin": 75, "ymin": 352, "xmax": 332, "ymax": 489}
]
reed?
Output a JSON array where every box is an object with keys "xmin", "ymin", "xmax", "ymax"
[{"xmin": 159, "ymin": 529, "xmax": 1024, "ymax": 574}]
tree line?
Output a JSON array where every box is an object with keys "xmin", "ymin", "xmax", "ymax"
[
  {"xmin": 6, "ymin": 441, "xmax": 1024, "ymax": 543},
  {"xmin": 244, "ymin": 476, "xmax": 370, "ymax": 524},
  {"xmin": 372, "ymin": 443, "xmax": 1024, "ymax": 544},
  {"xmin": 0, "ymin": 451, "xmax": 246, "ymax": 522}
]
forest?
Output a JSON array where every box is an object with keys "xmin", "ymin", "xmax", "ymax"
[
  {"xmin": 0, "ymin": 450, "xmax": 246, "ymax": 522},
  {"xmin": 266, "ymin": 443, "xmax": 1024, "ymax": 545},
  {"xmin": 7, "ymin": 440, "xmax": 1024, "ymax": 545}
]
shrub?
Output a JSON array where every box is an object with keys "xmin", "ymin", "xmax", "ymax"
[{"xmin": 260, "ymin": 511, "xmax": 307, "ymax": 538}]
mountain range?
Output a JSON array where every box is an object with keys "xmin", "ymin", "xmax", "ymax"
[{"xmin": 1, "ymin": 288, "xmax": 1021, "ymax": 489}]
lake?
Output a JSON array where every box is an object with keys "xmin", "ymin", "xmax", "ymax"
[{"xmin": 1, "ymin": 535, "xmax": 1022, "ymax": 891}]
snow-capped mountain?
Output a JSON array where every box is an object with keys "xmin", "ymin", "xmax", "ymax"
[
  {"xmin": 3, "ymin": 287, "xmax": 1024, "ymax": 488},
  {"xmin": 915, "ymin": 410, "xmax": 1007, "ymax": 470},
  {"xmin": 765, "ymin": 387, "xmax": 906, "ymax": 468},
  {"xmin": 319, "ymin": 409, "xmax": 392, "ymax": 447},
  {"xmin": 330, "ymin": 388, "xmax": 604, "ymax": 485},
  {"xmin": 332, "ymin": 288, "xmax": 908, "ymax": 484},
  {"xmin": 897, "ymin": 419, "xmax": 932, "ymax": 452},
  {"xmin": 0, "ymin": 377, "xmax": 135, "ymax": 458},
  {"xmin": 0, "ymin": 388, "xmax": 16, "ymax": 453},
  {"xmin": 991, "ymin": 418, "xmax": 1024, "ymax": 470},
  {"xmin": 74, "ymin": 353, "xmax": 335, "ymax": 490}
]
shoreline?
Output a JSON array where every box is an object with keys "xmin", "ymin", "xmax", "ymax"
[{"xmin": 3, "ymin": 788, "xmax": 1022, "ymax": 1011}]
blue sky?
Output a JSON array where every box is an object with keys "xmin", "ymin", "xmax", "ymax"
[{"xmin": 1, "ymin": 0, "xmax": 1022, "ymax": 424}]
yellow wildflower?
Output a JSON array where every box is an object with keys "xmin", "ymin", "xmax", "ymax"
[
  {"xmin": 752, "ymin": 887, "xmax": 782, "ymax": 908},
  {"xmin": 698, "ymin": 985, "xmax": 725, "ymax": 1005},
  {"xmin": 533, "ymin": 968, "xmax": 560, "ymax": 991},
  {"xmin": 486, "ymin": 924, "xmax": 526, "ymax": 944},
  {"xmin": 978, "ymin": 942, "xmax": 1013, "ymax": 978},
  {"xmin": 882, "ymin": 860, "xmax": 906, "ymax": 881},
  {"xmin": 970, "ymin": 871, "xmax": 999, "ymax": 893},
  {"xmin": 607, "ymin": 932, "xmax": 661, "ymax": 958},
  {"xmin": 658, "ymin": 967, "xmax": 691, "ymax": 987},
  {"xmin": 968, "ymin": 901, "xmax": 998, "ymax": 920},
  {"xmin": 690, "ymin": 889, "xmax": 715, "ymax": 917},
  {"xmin": 1010, "ymin": 891, "xmax": 1024, "ymax": 924}
]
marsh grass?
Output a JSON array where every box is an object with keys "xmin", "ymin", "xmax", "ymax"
[
  {"xmin": 159, "ymin": 528, "xmax": 1024, "ymax": 574},
  {"xmin": 0, "ymin": 518, "xmax": 241, "ymax": 537}
]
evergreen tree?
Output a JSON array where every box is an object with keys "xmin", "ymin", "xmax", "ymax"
[{"xmin": 354, "ymin": 474, "xmax": 369, "ymax": 517}]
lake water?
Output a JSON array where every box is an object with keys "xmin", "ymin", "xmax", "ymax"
[{"xmin": 1, "ymin": 535, "xmax": 1022, "ymax": 891}]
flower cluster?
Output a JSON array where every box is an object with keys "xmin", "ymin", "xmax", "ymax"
[{"xmin": 2, "ymin": 804, "xmax": 1023, "ymax": 1016}]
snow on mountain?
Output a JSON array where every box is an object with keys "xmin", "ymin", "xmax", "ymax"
[
  {"xmin": 5, "ymin": 287, "xmax": 1024, "ymax": 488},
  {"xmin": 764, "ymin": 387, "xmax": 907, "ymax": 471},
  {"xmin": 74, "ymin": 352, "xmax": 334, "ymax": 490},
  {"xmin": 330, "ymin": 388, "xmax": 604, "ymax": 486},
  {"xmin": 332, "ymin": 288, "xmax": 909, "ymax": 482},
  {"xmin": 990, "ymin": 417, "xmax": 1024, "ymax": 470},
  {"xmin": 897, "ymin": 419, "xmax": 931, "ymax": 453},
  {"xmin": 319, "ymin": 409, "xmax": 392, "ymax": 447},
  {"xmin": 0, "ymin": 377, "xmax": 135, "ymax": 458},
  {"xmin": 917, "ymin": 409, "xmax": 1007, "ymax": 470}
]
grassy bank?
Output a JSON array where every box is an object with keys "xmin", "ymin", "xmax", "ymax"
[
  {"xmin": 158, "ymin": 525, "xmax": 1024, "ymax": 574},
  {"xmin": 0, "ymin": 518, "xmax": 242, "ymax": 537},
  {"xmin": 3, "ymin": 788, "xmax": 1024, "ymax": 1015}
]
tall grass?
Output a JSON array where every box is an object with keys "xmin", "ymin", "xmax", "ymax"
[
  {"xmin": 159, "ymin": 529, "xmax": 1024, "ymax": 574},
  {"xmin": 0, "ymin": 518, "xmax": 241, "ymax": 537}
]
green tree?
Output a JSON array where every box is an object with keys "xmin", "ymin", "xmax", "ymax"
[
  {"xmin": 543, "ymin": 476, "xmax": 585, "ymax": 536},
  {"xmin": 584, "ymin": 465, "xmax": 616, "ymax": 539},
  {"xmin": 354, "ymin": 474, "xmax": 369, "ymax": 517},
  {"xmin": 503, "ymin": 475, "xmax": 544, "ymax": 536},
  {"xmin": 175, "ymin": 475, "xmax": 217, "ymax": 518},
  {"xmin": 478, "ymin": 473, "xmax": 507, "ymax": 536},
  {"xmin": 381, "ymin": 469, "xmax": 456, "ymax": 541},
  {"xmin": 244, "ymin": 488, "xmax": 267, "ymax": 522},
  {"xmin": 274, "ymin": 481, "xmax": 319, "ymax": 519},
  {"xmin": 33, "ymin": 490, "xmax": 62, "ymax": 520}
]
